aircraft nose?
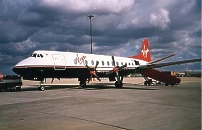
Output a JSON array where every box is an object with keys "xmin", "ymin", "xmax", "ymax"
[
  {"xmin": 12, "ymin": 66, "xmax": 23, "ymax": 75},
  {"xmin": 12, "ymin": 58, "xmax": 30, "ymax": 75}
]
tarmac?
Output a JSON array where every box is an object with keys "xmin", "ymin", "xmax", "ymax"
[{"xmin": 0, "ymin": 77, "xmax": 201, "ymax": 130}]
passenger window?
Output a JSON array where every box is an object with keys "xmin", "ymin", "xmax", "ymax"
[
  {"xmin": 85, "ymin": 60, "xmax": 88, "ymax": 65},
  {"xmin": 121, "ymin": 62, "xmax": 123, "ymax": 65},
  {"xmin": 107, "ymin": 61, "xmax": 110, "ymax": 66},
  {"xmin": 74, "ymin": 59, "xmax": 77, "ymax": 64},
  {"xmin": 102, "ymin": 61, "xmax": 104, "ymax": 66},
  {"xmin": 37, "ymin": 54, "xmax": 40, "ymax": 57},
  {"xmin": 91, "ymin": 60, "xmax": 94, "ymax": 65},
  {"xmin": 40, "ymin": 54, "xmax": 44, "ymax": 58},
  {"xmin": 116, "ymin": 62, "xmax": 119, "ymax": 66}
]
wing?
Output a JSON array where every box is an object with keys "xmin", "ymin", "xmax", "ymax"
[
  {"xmin": 138, "ymin": 58, "xmax": 201, "ymax": 69},
  {"xmin": 121, "ymin": 58, "xmax": 201, "ymax": 75},
  {"xmin": 149, "ymin": 54, "xmax": 176, "ymax": 64}
]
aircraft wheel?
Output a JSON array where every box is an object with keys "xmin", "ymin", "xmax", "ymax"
[
  {"xmin": 144, "ymin": 81, "xmax": 148, "ymax": 85},
  {"xmin": 38, "ymin": 85, "xmax": 45, "ymax": 91},
  {"xmin": 115, "ymin": 81, "xmax": 123, "ymax": 88}
]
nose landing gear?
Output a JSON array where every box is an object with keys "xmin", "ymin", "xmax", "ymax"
[{"xmin": 38, "ymin": 81, "xmax": 45, "ymax": 91}]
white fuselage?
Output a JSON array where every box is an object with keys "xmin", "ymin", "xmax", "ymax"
[{"xmin": 14, "ymin": 50, "xmax": 148, "ymax": 71}]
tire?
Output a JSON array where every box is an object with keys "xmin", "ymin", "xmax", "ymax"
[
  {"xmin": 115, "ymin": 81, "xmax": 123, "ymax": 88},
  {"xmin": 144, "ymin": 81, "xmax": 147, "ymax": 85},
  {"xmin": 38, "ymin": 86, "xmax": 45, "ymax": 91}
]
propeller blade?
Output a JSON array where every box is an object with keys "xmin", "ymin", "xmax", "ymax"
[
  {"xmin": 95, "ymin": 61, "xmax": 99, "ymax": 70},
  {"xmin": 85, "ymin": 64, "xmax": 91, "ymax": 71},
  {"xmin": 94, "ymin": 73, "xmax": 101, "ymax": 81},
  {"xmin": 116, "ymin": 71, "xmax": 120, "ymax": 83},
  {"xmin": 112, "ymin": 56, "xmax": 116, "ymax": 66},
  {"xmin": 51, "ymin": 78, "xmax": 54, "ymax": 84},
  {"xmin": 88, "ymin": 75, "xmax": 93, "ymax": 83},
  {"xmin": 106, "ymin": 70, "xmax": 114, "ymax": 75},
  {"xmin": 51, "ymin": 77, "xmax": 60, "ymax": 84},
  {"xmin": 120, "ymin": 75, "xmax": 123, "ymax": 81}
]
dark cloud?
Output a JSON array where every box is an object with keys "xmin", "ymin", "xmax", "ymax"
[{"xmin": 0, "ymin": 0, "xmax": 200, "ymax": 74}]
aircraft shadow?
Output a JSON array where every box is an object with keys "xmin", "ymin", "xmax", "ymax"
[
  {"xmin": 0, "ymin": 83, "xmax": 159, "ymax": 92},
  {"xmin": 82, "ymin": 83, "xmax": 159, "ymax": 90},
  {"xmin": 15, "ymin": 83, "xmax": 159, "ymax": 92}
]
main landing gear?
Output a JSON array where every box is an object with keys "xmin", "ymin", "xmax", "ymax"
[
  {"xmin": 115, "ymin": 81, "xmax": 123, "ymax": 88},
  {"xmin": 107, "ymin": 56, "xmax": 126, "ymax": 88},
  {"xmin": 79, "ymin": 80, "xmax": 87, "ymax": 88}
]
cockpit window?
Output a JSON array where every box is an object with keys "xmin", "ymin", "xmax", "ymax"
[
  {"xmin": 29, "ymin": 53, "xmax": 44, "ymax": 58},
  {"xmin": 32, "ymin": 53, "xmax": 37, "ymax": 58},
  {"xmin": 40, "ymin": 54, "xmax": 43, "ymax": 58}
]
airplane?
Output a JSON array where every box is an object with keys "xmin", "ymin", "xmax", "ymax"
[
  {"xmin": 0, "ymin": 72, "xmax": 3, "ymax": 81},
  {"xmin": 184, "ymin": 66, "xmax": 201, "ymax": 77},
  {"xmin": 12, "ymin": 38, "xmax": 201, "ymax": 91}
]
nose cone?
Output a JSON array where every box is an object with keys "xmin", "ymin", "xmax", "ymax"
[
  {"xmin": 12, "ymin": 58, "xmax": 29, "ymax": 75},
  {"xmin": 12, "ymin": 66, "xmax": 22, "ymax": 75}
]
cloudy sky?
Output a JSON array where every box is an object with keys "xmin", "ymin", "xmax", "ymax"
[{"xmin": 0, "ymin": 0, "xmax": 201, "ymax": 74}]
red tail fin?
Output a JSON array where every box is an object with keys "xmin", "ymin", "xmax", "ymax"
[{"xmin": 129, "ymin": 38, "xmax": 151, "ymax": 62}]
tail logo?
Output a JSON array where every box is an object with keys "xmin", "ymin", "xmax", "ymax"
[
  {"xmin": 141, "ymin": 45, "xmax": 149, "ymax": 58},
  {"xmin": 128, "ymin": 38, "xmax": 151, "ymax": 62}
]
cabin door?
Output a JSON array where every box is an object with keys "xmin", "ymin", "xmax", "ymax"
[{"xmin": 52, "ymin": 54, "xmax": 66, "ymax": 70}]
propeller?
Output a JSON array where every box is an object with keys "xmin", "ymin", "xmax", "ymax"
[
  {"xmin": 51, "ymin": 77, "xmax": 60, "ymax": 84},
  {"xmin": 86, "ymin": 61, "xmax": 101, "ymax": 83},
  {"xmin": 106, "ymin": 56, "xmax": 127, "ymax": 83}
]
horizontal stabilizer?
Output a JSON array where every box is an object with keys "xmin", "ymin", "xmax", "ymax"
[{"xmin": 140, "ymin": 68, "xmax": 181, "ymax": 85}]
